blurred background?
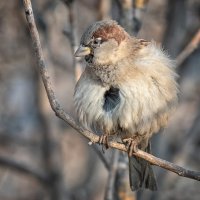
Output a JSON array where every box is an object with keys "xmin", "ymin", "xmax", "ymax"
[{"xmin": 0, "ymin": 0, "xmax": 200, "ymax": 199}]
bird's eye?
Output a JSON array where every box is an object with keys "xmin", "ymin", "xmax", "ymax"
[{"xmin": 93, "ymin": 37, "xmax": 102, "ymax": 46}]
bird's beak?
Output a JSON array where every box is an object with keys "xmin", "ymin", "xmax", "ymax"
[{"xmin": 74, "ymin": 46, "xmax": 91, "ymax": 57}]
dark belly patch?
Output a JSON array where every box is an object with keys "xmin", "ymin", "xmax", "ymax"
[{"xmin": 103, "ymin": 86, "xmax": 120, "ymax": 112}]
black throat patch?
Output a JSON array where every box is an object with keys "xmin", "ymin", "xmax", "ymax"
[
  {"xmin": 85, "ymin": 54, "xmax": 94, "ymax": 63},
  {"xmin": 103, "ymin": 87, "xmax": 120, "ymax": 112}
]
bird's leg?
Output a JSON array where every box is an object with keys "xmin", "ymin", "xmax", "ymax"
[
  {"xmin": 99, "ymin": 133, "xmax": 109, "ymax": 151},
  {"xmin": 123, "ymin": 138, "xmax": 139, "ymax": 157}
]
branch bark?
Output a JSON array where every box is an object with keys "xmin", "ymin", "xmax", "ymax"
[{"xmin": 23, "ymin": 0, "xmax": 200, "ymax": 182}]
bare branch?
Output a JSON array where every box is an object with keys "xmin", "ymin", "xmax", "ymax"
[
  {"xmin": 134, "ymin": 0, "xmax": 149, "ymax": 8},
  {"xmin": 91, "ymin": 145, "xmax": 110, "ymax": 170},
  {"xmin": 133, "ymin": 0, "xmax": 149, "ymax": 34},
  {"xmin": 115, "ymin": 155, "xmax": 135, "ymax": 200},
  {"xmin": 98, "ymin": 0, "xmax": 111, "ymax": 20},
  {"xmin": 176, "ymin": 29, "xmax": 200, "ymax": 67},
  {"xmin": 117, "ymin": 0, "xmax": 149, "ymax": 35},
  {"xmin": 104, "ymin": 150, "xmax": 119, "ymax": 200},
  {"xmin": 23, "ymin": 0, "xmax": 200, "ymax": 182},
  {"xmin": 61, "ymin": 0, "xmax": 82, "ymax": 82},
  {"xmin": 0, "ymin": 156, "xmax": 49, "ymax": 184},
  {"xmin": 117, "ymin": 0, "xmax": 134, "ymax": 34}
]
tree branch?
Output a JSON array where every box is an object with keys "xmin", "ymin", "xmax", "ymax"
[
  {"xmin": 91, "ymin": 145, "xmax": 110, "ymax": 170},
  {"xmin": 176, "ymin": 29, "xmax": 200, "ymax": 67},
  {"xmin": 0, "ymin": 156, "xmax": 49, "ymax": 184},
  {"xmin": 117, "ymin": 0, "xmax": 134, "ymax": 34},
  {"xmin": 61, "ymin": 0, "xmax": 82, "ymax": 82},
  {"xmin": 104, "ymin": 151, "xmax": 119, "ymax": 200},
  {"xmin": 98, "ymin": 0, "xmax": 111, "ymax": 20},
  {"xmin": 133, "ymin": 0, "xmax": 149, "ymax": 34},
  {"xmin": 23, "ymin": 0, "xmax": 200, "ymax": 182},
  {"xmin": 117, "ymin": 0, "xmax": 149, "ymax": 35}
]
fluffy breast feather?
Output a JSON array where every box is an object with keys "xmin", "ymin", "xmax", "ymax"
[
  {"xmin": 74, "ymin": 69, "xmax": 115, "ymax": 133},
  {"xmin": 116, "ymin": 42, "xmax": 178, "ymax": 138},
  {"xmin": 74, "ymin": 42, "xmax": 178, "ymax": 139}
]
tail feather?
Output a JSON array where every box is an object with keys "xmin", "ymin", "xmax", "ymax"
[{"xmin": 129, "ymin": 142, "xmax": 157, "ymax": 191}]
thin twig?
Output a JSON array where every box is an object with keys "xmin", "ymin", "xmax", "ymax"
[
  {"xmin": 61, "ymin": 0, "xmax": 82, "ymax": 82},
  {"xmin": 133, "ymin": 0, "xmax": 149, "ymax": 34},
  {"xmin": 118, "ymin": 0, "xmax": 134, "ymax": 34},
  {"xmin": 115, "ymin": 155, "xmax": 135, "ymax": 200},
  {"xmin": 91, "ymin": 145, "xmax": 110, "ymax": 170},
  {"xmin": 104, "ymin": 150, "xmax": 119, "ymax": 200},
  {"xmin": 0, "ymin": 156, "xmax": 49, "ymax": 184},
  {"xmin": 117, "ymin": 0, "xmax": 149, "ymax": 35},
  {"xmin": 163, "ymin": 0, "xmax": 187, "ymax": 58},
  {"xmin": 176, "ymin": 29, "xmax": 200, "ymax": 67},
  {"xmin": 23, "ymin": 0, "xmax": 200, "ymax": 182},
  {"xmin": 98, "ymin": 0, "xmax": 111, "ymax": 20}
]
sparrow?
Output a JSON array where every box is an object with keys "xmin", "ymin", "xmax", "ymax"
[{"xmin": 74, "ymin": 20, "xmax": 178, "ymax": 191}]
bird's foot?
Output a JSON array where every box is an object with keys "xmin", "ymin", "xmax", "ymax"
[
  {"xmin": 123, "ymin": 138, "xmax": 139, "ymax": 157},
  {"xmin": 99, "ymin": 135, "xmax": 109, "ymax": 152}
]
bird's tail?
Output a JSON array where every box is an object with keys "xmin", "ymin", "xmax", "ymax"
[{"xmin": 128, "ymin": 142, "xmax": 157, "ymax": 191}]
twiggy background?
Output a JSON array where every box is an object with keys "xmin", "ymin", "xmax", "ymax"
[{"xmin": 0, "ymin": 0, "xmax": 200, "ymax": 200}]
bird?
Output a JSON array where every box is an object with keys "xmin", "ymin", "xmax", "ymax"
[{"xmin": 73, "ymin": 20, "xmax": 178, "ymax": 191}]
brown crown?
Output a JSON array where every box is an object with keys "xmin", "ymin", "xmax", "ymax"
[{"xmin": 92, "ymin": 25, "xmax": 126, "ymax": 44}]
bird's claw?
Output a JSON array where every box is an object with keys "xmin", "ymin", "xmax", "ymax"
[
  {"xmin": 123, "ymin": 138, "xmax": 139, "ymax": 157},
  {"xmin": 99, "ymin": 135, "xmax": 109, "ymax": 152}
]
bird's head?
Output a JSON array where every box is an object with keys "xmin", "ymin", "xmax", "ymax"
[{"xmin": 75, "ymin": 20, "xmax": 131, "ymax": 66}]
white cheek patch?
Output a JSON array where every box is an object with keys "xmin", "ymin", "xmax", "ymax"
[{"xmin": 93, "ymin": 39, "xmax": 119, "ymax": 65}]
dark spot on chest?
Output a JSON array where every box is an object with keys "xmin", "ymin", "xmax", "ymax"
[{"xmin": 103, "ymin": 87, "xmax": 120, "ymax": 112}]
